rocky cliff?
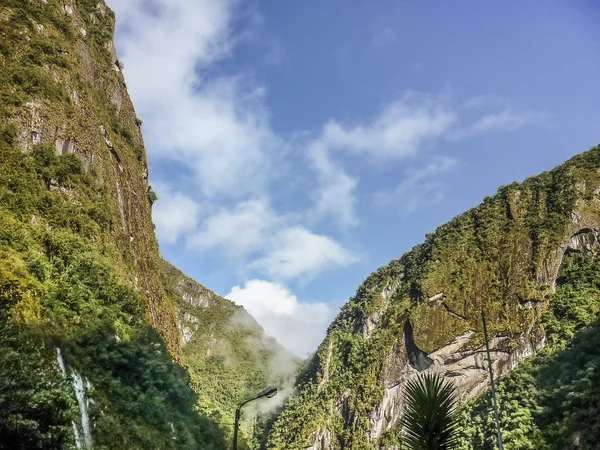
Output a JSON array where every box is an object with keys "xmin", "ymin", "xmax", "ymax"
[
  {"xmin": 266, "ymin": 146, "xmax": 600, "ymax": 449},
  {"xmin": 0, "ymin": 0, "xmax": 180, "ymax": 354},
  {"xmin": 0, "ymin": 1, "xmax": 228, "ymax": 448}
]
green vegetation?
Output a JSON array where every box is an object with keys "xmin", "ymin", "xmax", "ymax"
[
  {"xmin": 0, "ymin": 0, "xmax": 227, "ymax": 448},
  {"xmin": 3, "ymin": 2, "xmax": 600, "ymax": 450},
  {"xmin": 147, "ymin": 185, "xmax": 159, "ymax": 204},
  {"xmin": 456, "ymin": 249, "xmax": 600, "ymax": 450},
  {"xmin": 1, "ymin": 0, "xmax": 182, "ymax": 351},
  {"xmin": 401, "ymin": 374, "xmax": 459, "ymax": 450},
  {"xmin": 0, "ymin": 125, "xmax": 225, "ymax": 448},
  {"xmin": 0, "ymin": 0, "xmax": 72, "ymax": 109},
  {"xmin": 266, "ymin": 146, "xmax": 600, "ymax": 449},
  {"xmin": 163, "ymin": 262, "xmax": 300, "ymax": 450},
  {"xmin": 0, "ymin": 281, "xmax": 76, "ymax": 450}
]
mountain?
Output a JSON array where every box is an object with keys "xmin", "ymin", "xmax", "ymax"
[
  {"xmin": 0, "ymin": 1, "xmax": 291, "ymax": 449},
  {"xmin": 163, "ymin": 260, "xmax": 301, "ymax": 448},
  {"xmin": 266, "ymin": 146, "xmax": 600, "ymax": 449}
]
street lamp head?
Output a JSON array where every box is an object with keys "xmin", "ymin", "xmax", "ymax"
[
  {"xmin": 256, "ymin": 386, "xmax": 278, "ymax": 399},
  {"xmin": 234, "ymin": 387, "xmax": 278, "ymax": 450}
]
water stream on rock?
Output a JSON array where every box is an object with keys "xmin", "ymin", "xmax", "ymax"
[{"xmin": 55, "ymin": 348, "xmax": 93, "ymax": 449}]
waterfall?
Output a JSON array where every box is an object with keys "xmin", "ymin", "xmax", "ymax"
[
  {"xmin": 56, "ymin": 348, "xmax": 67, "ymax": 375},
  {"xmin": 72, "ymin": 370, "xmax": 93, "ymax": 448},
  {"xmin": 55, "ymin": 348, "xmax": 93, "ymax": 449}
]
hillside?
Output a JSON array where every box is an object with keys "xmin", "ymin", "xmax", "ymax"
[
  {"xmin": 266, "ymin": 146, "xmax": 600, "ymax": 449},
  {"xmin": 0, "ymin": 0, "xmax": 254, "ymax": 448},
  {"xmin": 163, "ymin": 261, "xmax": 301, "ymax": 449}
]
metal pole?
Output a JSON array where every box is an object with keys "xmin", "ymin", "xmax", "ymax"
[{"xmin": 482, "ymin": 310, "xmax": 505, "ymax": 450}]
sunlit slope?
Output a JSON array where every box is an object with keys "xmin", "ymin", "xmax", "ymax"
[{"xmin": 266, "ymin": 146, "xmax": 600, "ymax": 450}]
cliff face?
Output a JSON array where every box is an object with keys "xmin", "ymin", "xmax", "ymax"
[
  {"xmin": 0, "ymin": 1, "xmax": 226, "ymax": 448},
  {"xmin": 0, "ymin": 0, "xmax": 180, "ymax": 353},
  {"xmin": 266, "ymin": 146, "xmax": 600, "ymax": 449},
  {"xmin": 163, "ymin": 261, "xmax": 301, "ymax": 448}
]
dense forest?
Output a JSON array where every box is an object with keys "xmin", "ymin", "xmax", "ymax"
[{"xmin": 454, "ymin": 249, "xmax": 600, "ymax": 449}]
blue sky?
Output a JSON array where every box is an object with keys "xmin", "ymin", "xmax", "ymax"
[{"xmin": 107, "ymin": 0, "xmax": 600, "ymax": 356}]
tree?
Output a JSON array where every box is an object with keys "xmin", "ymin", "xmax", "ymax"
[{"xmin": 401, "ymin": 373, "xmax": 460, "ymax": 450}]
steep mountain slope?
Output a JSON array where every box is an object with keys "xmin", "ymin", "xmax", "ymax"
[
  {"xmin": 0, "ymin": 0, "xmax": 180, "ymax": 353},
  {"xmin": 0, "ymin": 1, "xmax": 223, "ymax": 448},
  {"xmin": 163, "ymin": 261, "xmax": 301, "ymax": 449},
  {"xmin": 455, "ymin": 250, "xmax": 600, "ymax": 449},
  {"xmin": 266, "ymin": 146, "xmax": 600, "ymax": 449}
]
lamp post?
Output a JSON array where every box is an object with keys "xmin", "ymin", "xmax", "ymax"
[
  {"xmin": 233, "ymin": 387, "xmax": 278, "ymax": 450},
  {"xmin": 481, "ymin": 311, "xmax": 504, "ymax": 450}
]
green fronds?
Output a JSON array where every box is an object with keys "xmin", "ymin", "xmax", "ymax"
[{"xmin": 401, "ymin": 373, "xmax": 460, "ymax": 450}]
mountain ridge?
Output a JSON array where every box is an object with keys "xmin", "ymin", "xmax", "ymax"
[
  {"xmin": 266, "ymin": 145, "xmax": 600, "ymax": 449},
  {"xmin": 163, "ymin": 259, "xmax": 301, "ymax": 448}
]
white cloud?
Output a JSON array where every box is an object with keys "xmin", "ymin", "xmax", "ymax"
[
  {"xmin": 251, "ymin": 226, "xmax": 357, "ymax": 280},
  {"xmin": 152, "ymin": 183, "xmax": 201, "ymax": 244},
  {"xmin": 376, "ymin": 156, "xmax": 458, "ymax": 215},
  {"xmin": 313, "ymin": 93, "xmax": 456, "ymax": 162},
  {"xmin": 109, "ymin": 0, "xmax": 236, "ymax": 104},
  {"xmin": 307, "ymin": 93, "xmax": 455, "ymax": 226},
  {"xmin": 226, "ymin": 280, "xmax": 333, "ymax": 356},
  {"xmin": 187, "ymin": 198, "xmax": 279, "ymax": 256},
  {"xmin": 186, "ymin": 200, "xmax": 357, "ymax": 279},
  {"xmin": 308, "ymin": 144, "xmax": 359, "ymax": 227},
  {"xmin": 305, "ymin": 94, "xmax": 548, "ymax": 225},
  {"xmin": 108, "ymin": 0, "xmax": 282, "ymax": 198},
  {"xmin": 452, "ymin": 109, "xmax": 549, "ymax": 140}
]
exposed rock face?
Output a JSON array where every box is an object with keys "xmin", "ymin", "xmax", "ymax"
[
  {"xmin": 266, "ymin": 147, "xmax": 600, "ymax": 450},
  {"xmin": 538, "ymin": 226, "xmax": 598, "ymax": 291},
  {"xmin": 175, "ymin": 275, "xmax": 223, "ymax": 310},
  {"xmin": 360, "ymin": 277, "xmax": 403, "ymax": 339},
  {"xmin": 180, "ymin": 312, "xmax": 199, "ymax": 344},
  {"xmin": 361, "ymin": 223, "xmax": 594, "ymax": 445},
  {"xmin": 162, "ymin": 260, "xmax": 263, "ymax": 345},
  {"xmin": 2, "ymin": 0, "xmax": 181, "ymax": 355},
  {"xmin": 567, "ymin": 228, "xmax": 597, "ymax": 253},
  {"xmin": 305, "ymin": 428, "xmax": 332, "ymax": 450},
  {"xmin": 370, "ymin": 327, "xmax": 546, "ymax": 438}
]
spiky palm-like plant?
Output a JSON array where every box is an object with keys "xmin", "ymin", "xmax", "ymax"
[{"xmin": 400, "ymin": 373, "xmax": 459, "ymax": 450}]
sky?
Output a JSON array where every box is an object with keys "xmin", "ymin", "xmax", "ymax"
[{"xmin": 106, "ymin": 0, "xmax": 600, "ymax": 357}]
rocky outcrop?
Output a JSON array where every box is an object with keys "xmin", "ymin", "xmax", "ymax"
[
  {"xmin": 364, "ymin": 223, "xmax": 597, "ymax": 444},
  {"xmin": 179, "ymin": 312, "xmax": 200, "ymax": 344},
  {"xmin": 305, "ymin": 428, "xmax": 332, "ymax": 450},
  {"xmin": 266, "ymin": 147, "xmax": 600, "ymax": 450},
  {"xmin": 370, "ymin": 327, "xmax": 545, "ymax": 439},
  {"xmin": 162, "ymin": 260, "xmax": 264, "ymax": 345},
  {"xmin": 360, "ymin": 277, "xmax": 403, "ymax": 339}
]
